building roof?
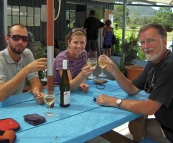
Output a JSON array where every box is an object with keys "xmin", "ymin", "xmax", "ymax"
[{"xmin": 92, "ymin": 0, "xmax": 173, "ymax": 5}]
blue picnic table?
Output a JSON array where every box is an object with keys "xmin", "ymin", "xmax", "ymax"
[{"xmin": 0, "ymin": 80, "xmax": 149, "ymax": 143}]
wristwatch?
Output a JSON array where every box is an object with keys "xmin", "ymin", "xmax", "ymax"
[{"xmin": 116, "ymin": 99, "xmax": 122, "ymax": 108}]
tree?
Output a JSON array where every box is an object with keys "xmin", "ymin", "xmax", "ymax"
[
  {"xmin": 114, "ymin": 5, "xmax": 129, "ymax": 29},
  {"xmin": 140, "ymin": 15, "xmax": 153, "ymax": 25},
  {"xmin": 152, "ymin": 8, "xmax": 173, "ymax": 29}
]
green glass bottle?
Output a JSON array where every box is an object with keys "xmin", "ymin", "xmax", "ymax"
[{"xmin": 59, "ymin": 60, "xmax": 70, "ymax": 107}]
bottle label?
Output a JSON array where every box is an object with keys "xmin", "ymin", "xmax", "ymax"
[{"xmin": 59, "ymin": 91, "xmax": 70, "ymax": 105}]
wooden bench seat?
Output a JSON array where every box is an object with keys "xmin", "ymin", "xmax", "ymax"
[{"xmin": 140, "ymin": 138, "xmax": 158, "ymax": 143}]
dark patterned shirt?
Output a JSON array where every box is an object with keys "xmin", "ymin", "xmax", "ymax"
[{"xmin": 133, "ymin": 51, "xmax": 173, "ymax": 142}]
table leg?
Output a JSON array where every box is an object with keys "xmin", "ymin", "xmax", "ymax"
[
  {"xmin": 101, "ymin": 130, "xmax": 137, "ymax": 143},
  {"xmin": 101, "ymin": 115, "xmax": 146, "ymax": 143},
  {"xmin": 130, "ymin": 115, "xmax": 147, "ymax": 142}
]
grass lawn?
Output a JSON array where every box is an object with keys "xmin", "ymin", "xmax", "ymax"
[
  {"xmin": 167, "ymin": 31, "xmax": 173, "ymax": 41},
  {"xmin": 126, "ymin": 27, "xmax": 173, "ymax": 42}
]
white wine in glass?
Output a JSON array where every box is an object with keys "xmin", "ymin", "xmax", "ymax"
[
  {"xmin": 87, "ymin": 58, "xmax": 97, "ymax": 79},
  {"xmin": 87, "ymin": 61, "xmax": 97, "ymax": 69},
  {"xmin": 44, "ymin": 91, "xmax": 55, "ymax": 117},
  {"xmin": 98, "ymin": 55, "xmax": 108, "ymax": 77},
  {"xmin": 98, "ymin": 60, "xmax": 107, "ymax": 69}
]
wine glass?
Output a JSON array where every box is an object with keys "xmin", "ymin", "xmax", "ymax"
[
  {"xmin": 98, "ymin": 55, "xmax": 108, "ymax": 77},
  {"xmin": 43, "ymin": 91, "xmax": 55, "ymax": 117},
  {"xmin": 41, "ymin": 69, "xmax": 47, "ymax": 82},
  {"xmin": 87, "ymin": 58, "xmax": 97, "ymax": 79}
]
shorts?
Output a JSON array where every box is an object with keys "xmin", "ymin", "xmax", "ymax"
[
  {"xmin": 146, "ymin": 118, "xmax": 171, "ymax": 143},
  {"xmin": 85, "ymin": 40, "xmax": 98, "ymax": 52},
  {"xmin": 103, "ymin": 44, "xmax": 111, "ymax": 49}
]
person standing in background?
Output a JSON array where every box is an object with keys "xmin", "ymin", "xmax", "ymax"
[
  {"xmin": 103, "ymin": 20, "xmax": 113, "ymax": 57},
  {"xmin": 66, "ymin": 20, "xmax": 70, "ymax": 34},
  {"xmin": 84, "ymin": 10, "xmax": 105, "ymax": 58}
]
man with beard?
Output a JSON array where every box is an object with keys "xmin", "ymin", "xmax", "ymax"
[
  {"xmin": 95, "ymin": 24, "xmax": 173, "ymax": 143},
  {"xmin": 0, "ymin": 24, "xmax": 47, "ymax": 104}
]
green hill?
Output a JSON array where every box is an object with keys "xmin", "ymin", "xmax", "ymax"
[{"xmin": 127, "ymin": 5, "xmax": 157, "ymax": 17}]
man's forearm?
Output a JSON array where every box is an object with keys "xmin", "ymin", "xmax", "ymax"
[
  {"xmin": 0, "ymin": 68, "xmax": 28, "ymax": 101},
  {"xmin": 111, "ymin": 67, "xmax": 139, "ymax": 95},
  {"xmin": 30, "ymin": 78, "xmax": 42, "ymax": 96},
  {"xmin": 30, "ymin": 78, "xmax": 44, "ymax": 105}
]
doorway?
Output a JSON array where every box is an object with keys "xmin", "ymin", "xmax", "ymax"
[{"xmin": 66, "ymin": 3, "xmax": 104, "ymax": 31}]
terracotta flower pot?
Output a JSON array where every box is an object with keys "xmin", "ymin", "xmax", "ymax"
[
  {"xmin": 165, "ymin": 27, "xmax": 172, "ymax": 32},
  {"xmin": 125, "ymin": 65, "xmax": 144, "ymax": 81}
]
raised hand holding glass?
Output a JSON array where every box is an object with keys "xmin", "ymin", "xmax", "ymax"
[
  {"xmin": 98, "ymin": 55, "xmax": 108, "ymax": 77},
  {"xmin": 87, "ymin": 58, "xmax": 97, "ymax": 79}
]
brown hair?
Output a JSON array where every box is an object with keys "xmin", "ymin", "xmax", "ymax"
[
  {"xmin": 105, "ymin": 20, "xmax": 112, "ymax": 26},
  {"xmin": 7, "ymin": 23, "xmax": 27, "ymax": 36},
  {"xmin": 139, "ymin": 23, "xmax": 167, "ymax": 38},
  {"xmin": 66, "ymin": 28, "xmax": 86, "ymax": 42}
]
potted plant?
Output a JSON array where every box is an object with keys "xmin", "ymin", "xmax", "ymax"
[
  {"xmin": 121, "ymin": 33, "xmax": 144, "ymax": 80},
  {"xmin": 161, "ymin": 22, "xmax": 173, "ymax": 32},
  {"xmin": 31, "ymin": 43, "xmax": 47, "ymax": 86},
  {"xmin": 113, "ymin": 28, "xmax": 122, "ymax": 56},
  {"xmin": 164, "ymin": 25, "xmax": 173, "ymax": 32},
  {"xmin": 24, "ymin": 42, "xmax": 47, "ymax": 92},
  {"xmin": 123, "ymin": 33, "xmax": 139, "ymax": 65}
]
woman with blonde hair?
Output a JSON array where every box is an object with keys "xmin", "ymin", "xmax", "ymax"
[{"xmin": 54, "ymin": 28, "xmax": 95, "ymax": 92}]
